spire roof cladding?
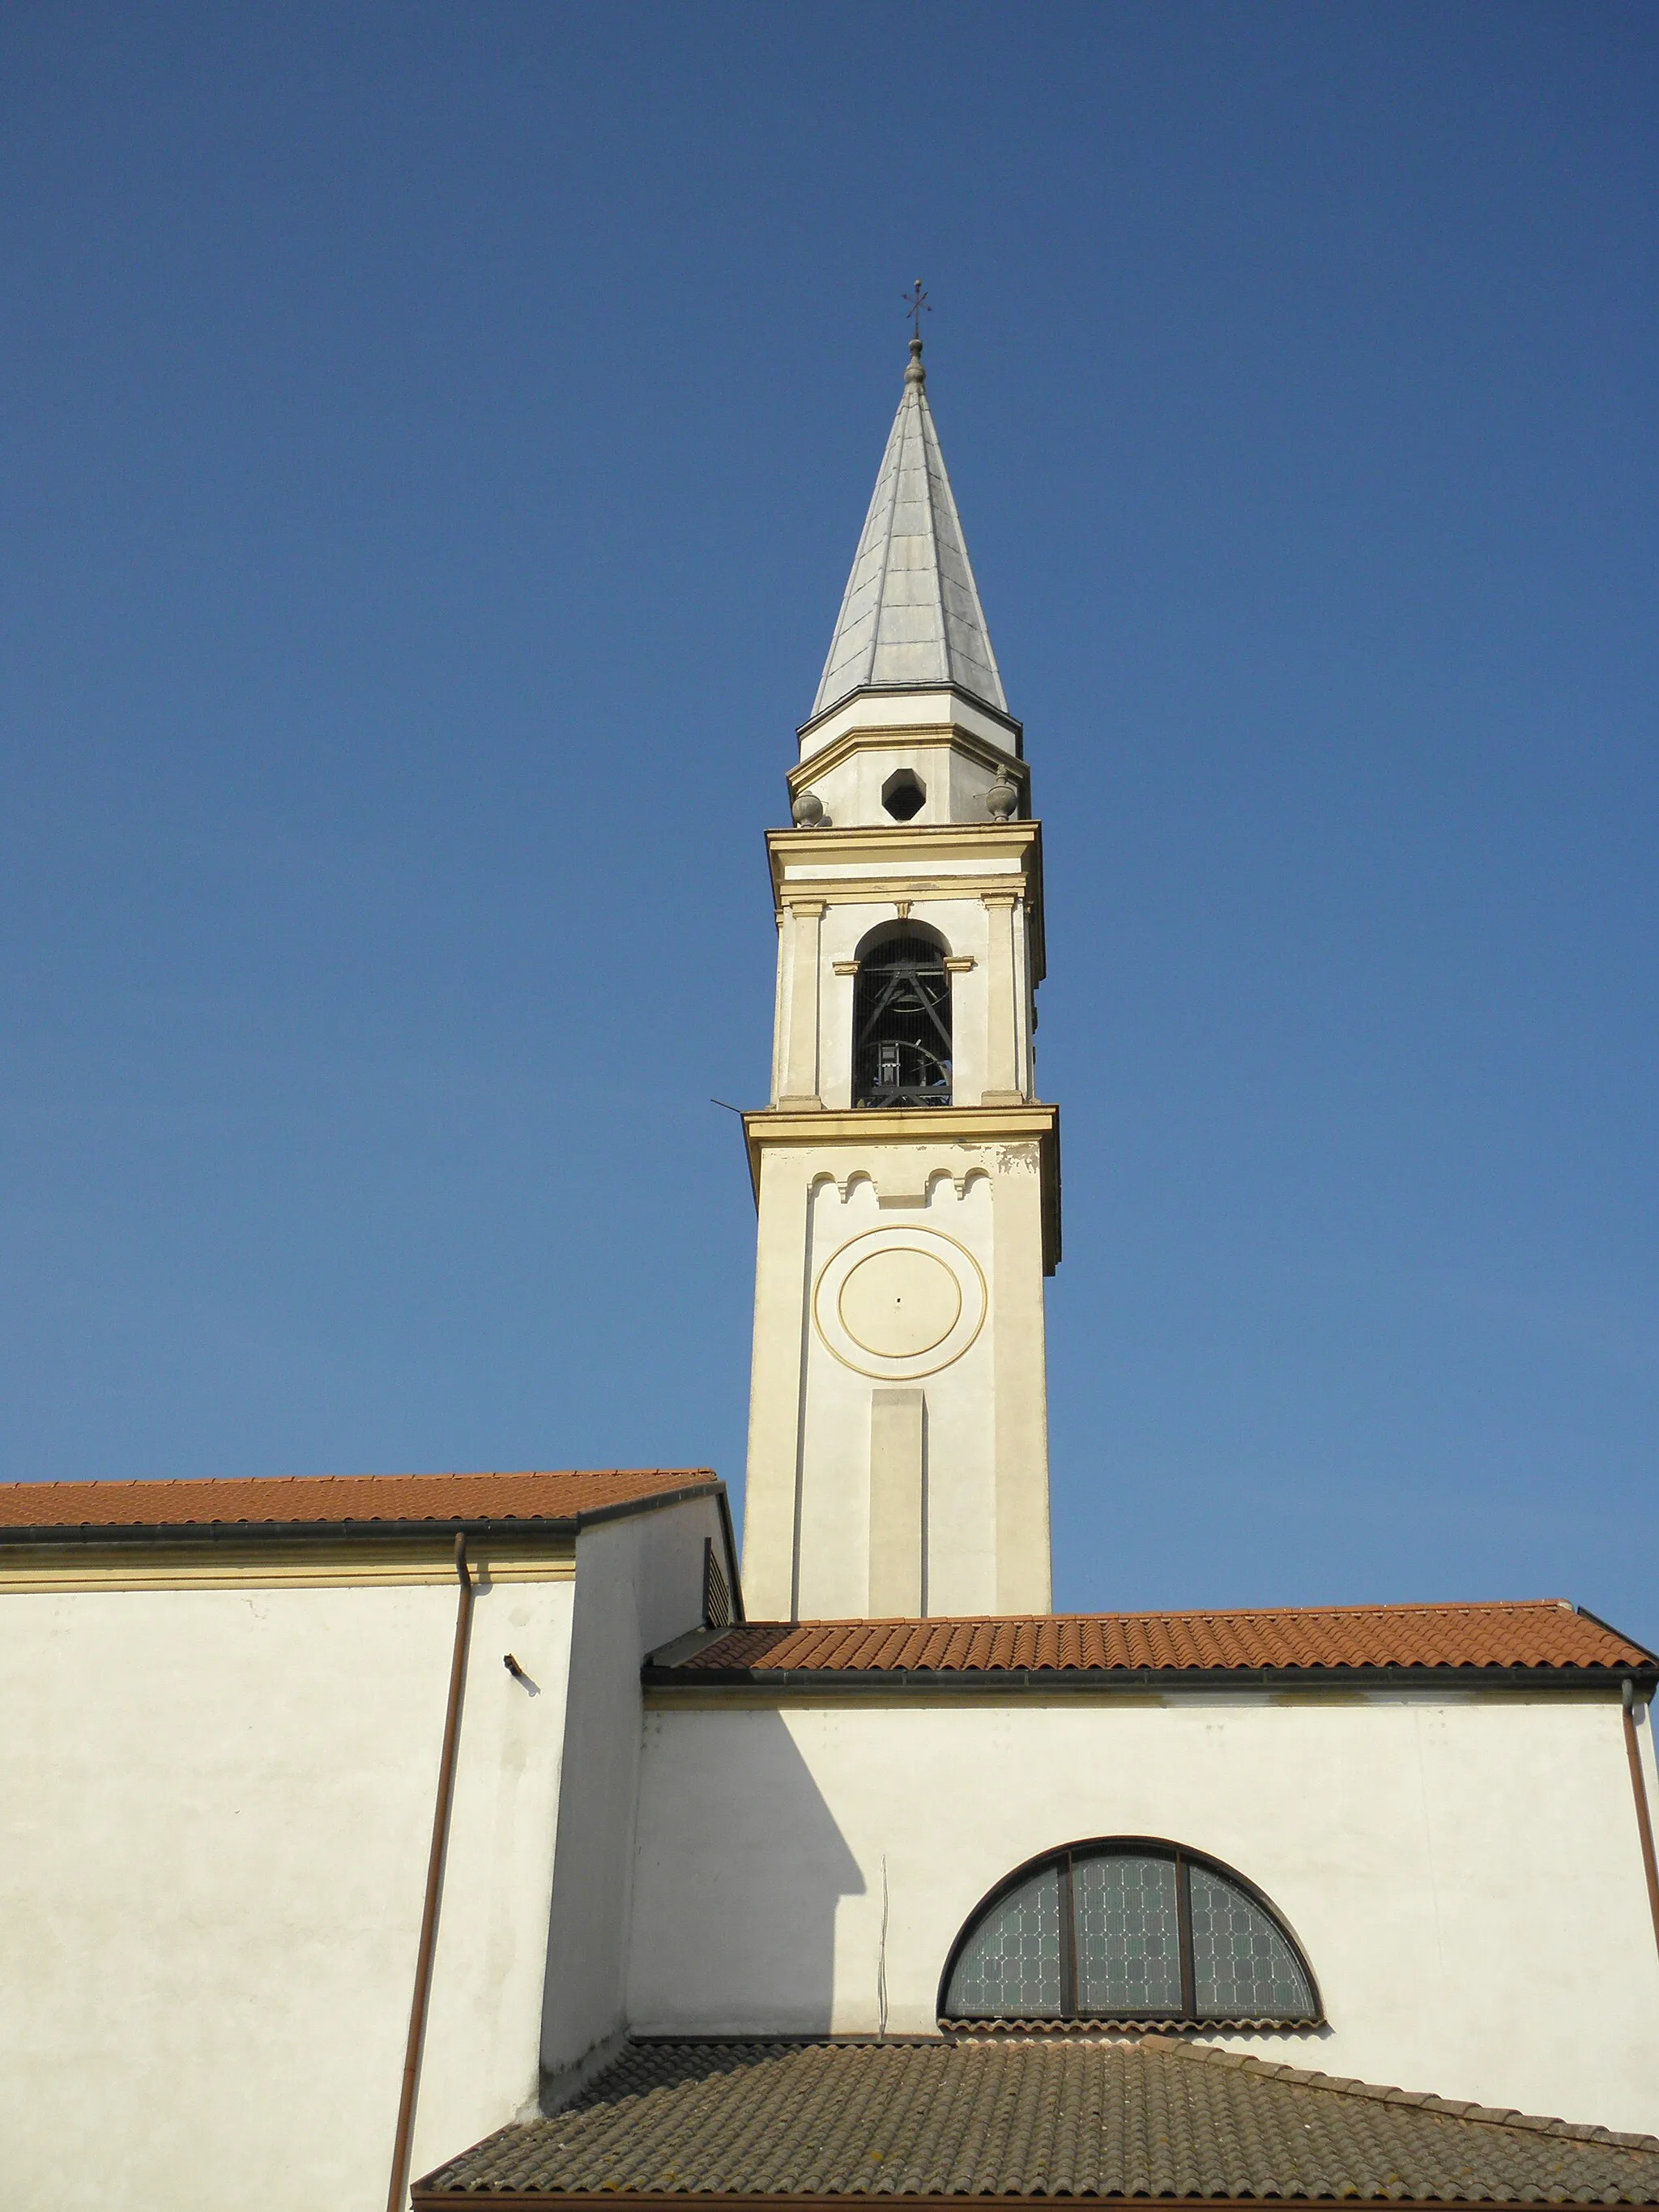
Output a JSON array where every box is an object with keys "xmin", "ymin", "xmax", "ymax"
[{"xmin": 811, "ymin": 339, "xmax": 1007, "ymax": 722}]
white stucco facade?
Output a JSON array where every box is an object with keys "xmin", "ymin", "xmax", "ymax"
[
  {"xmin": 7, "ymin": 1499, "xmax": 1658, "ymax": 2206},
  {"xmin": 537, "ymin": 1503, "xmax": 725, "ymax": 2081},
  {"xmin": 0, "ymin": 1493, "xmax": 726, "ymax": 2212},
  {"xmin": 627, "ymin": 1685, "xmax": 1659, "ymax": 2135},
  {"xmin": 742, "ymin": 1127, "xmax": 1054, "ymax": 1620}
]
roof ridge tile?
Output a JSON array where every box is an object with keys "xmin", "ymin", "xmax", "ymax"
[{"xmin": 1154, "ymin": 2040, "xmax": 1659, "ymax": 2154}]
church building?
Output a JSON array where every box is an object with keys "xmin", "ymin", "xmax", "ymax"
[{"xmin": 4, "ymin": 339, "xmax": 1659, "ymax": 2212}]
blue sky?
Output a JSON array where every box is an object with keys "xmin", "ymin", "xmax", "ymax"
[{"xmin": 2, "ymin": 2, "xmax": 1655, "ymax": 1636}]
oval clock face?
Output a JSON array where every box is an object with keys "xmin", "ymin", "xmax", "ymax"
[{"xmin": 812, "ymin": 1227, "xmax": 987, "ymax": 1379}]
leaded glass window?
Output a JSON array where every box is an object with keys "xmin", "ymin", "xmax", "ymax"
[
  {"xmin": 1188, "ymin": 1864, "xmax": 1314, "ymax": 2018},
  {"xmin": 941, "ymin": 1841, "xmax": 1318, "ymax": 2027},
  {"xmin": 943, "ymin": 1865, "xmax": 1061, "ymax": 2017},
  {"xmin": 1074, "ymin": 1852, "xmax": 1182, "ymax": 2015}
]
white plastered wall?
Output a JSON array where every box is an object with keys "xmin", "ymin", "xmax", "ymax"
[
  {"xmin": 0, "ymin": 1568, "xmax": 571, "ymax": 2211},
  {"xmin": 628, "ymin": 1690, "xmax": 1659, "ymax": 2136},
  {"xmin": 537, "ymin": 1498, "xmax": 723, "ymax": 2084},
  {"xmin": 801, "ymin": 742, "xmax": 1009, "ymax": 833},
  {"xmin": 743, "ymin": 1140, "xmax": 1051, "ymax": 1620},
  {"xmin": 795, "ymin": 1171, "xmax": 997, "ymax": 1617},
  {"xmin": 0, "ymin": 1496, "xmax": 722, "ymax": 2212}
]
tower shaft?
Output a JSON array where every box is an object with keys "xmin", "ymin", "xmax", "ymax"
[{"xmin": 741, "ymin": 343, "xmax": 1060, "ymax": 1622}]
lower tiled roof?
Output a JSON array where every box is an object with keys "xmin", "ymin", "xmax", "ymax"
[
  {"xmin": 651, "ymin": 1601, "xmax": 1653, "ymax": 1680},
  {"xmin": 412, "ymin": 2036, "xmax": 1659, "ymax": 2203},
  {"xmin": 0, "ymin": 1468, "xmax": 717, "ymax": 1535}
]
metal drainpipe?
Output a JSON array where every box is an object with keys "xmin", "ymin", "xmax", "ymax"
[
  {"xmin": 1622, "ymin": 1677, "xmax": 1659, "ymax": 1963},
  {"xmin": 386, "ymin": 1532, "xmax": 476, "ymax": 2212}
]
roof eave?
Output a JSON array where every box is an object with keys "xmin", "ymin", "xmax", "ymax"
[
  {"xmin": 412, "ymin": 2194, "xmax": 1648, "ymax": 2211},
  {"xmin": 0, "ymin": 1477, "xmax": 726, "ymax": 1550},
  {"xmin": 642, "ymin": 1660, "xmax": 1659, "ymax": 1695},
  {"xmin": 797, "ymin": 680, "xmax": 1024, "ymax": 752}
]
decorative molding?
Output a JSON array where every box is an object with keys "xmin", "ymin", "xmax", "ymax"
[
  {"xmin": 786, "ymin": 724, "xmax": 1026, "ymax": 795},
  {"xmin": 832, "ymin": 961, "xmax": 859, "ymax": 976},
  {"xmin": 0, "ymin": 1538, "xmax": 578, "ymax": 1594},
  {"xmin": 742, "ymin": 1102, "xmax": 1061, "ymax": 1274},
  {"xmin": 944, "ymin": 956, "xmax": 975, "ymax": 973},
  {"xmin": 748, "ymin": 1104, "xmax": 1055, "ymax": 1136},
  {"xmin": 812, "ymin": 1225, "xmax": 988, "ymax": 1382},
  {"xmin": 768, "ymin": 820, "xmax": 1038, "ymax": 866},
  {"xmin": 830, "ymin": 1162, "xmax": 982, "ymax": 1204},
  {"xmin": 774, "ymin": 875, "xmax": 1027, "ymax": 910},
  {"xmin": 793, "ymin": 684, "xmax": 1025, "ymax": 759},
  {"xmin": 764, "ymin": 822, "xmax": 1045, "ymax": 999},
  {"xmin": 893, "ymin": 901, "xmax": 911, "ymax": 919},
  {"xmin": 874, "ymin": 1173, "xmax": 930, "ymax": 1207}
]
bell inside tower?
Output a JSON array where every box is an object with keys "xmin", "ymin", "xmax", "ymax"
[{"xmin": 852, "ymin": 925, "xmax": 953, "ymax": 1107}]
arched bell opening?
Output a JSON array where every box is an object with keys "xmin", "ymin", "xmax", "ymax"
[{"xmin": 852, "ymin": 923, "xmax": 952, "ymax": 1108}]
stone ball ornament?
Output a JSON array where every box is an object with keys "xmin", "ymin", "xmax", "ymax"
[
  {"xmin": 985, "ymin": 774, "xmax": 1018, "ymax": 820},
  {"xmin": 791, "ymin": 788, "xmax": 826, "ymax": 828},
  {"xmin": 812, "ymin": 1225, "xmax": 987, "ymax": 1379}
]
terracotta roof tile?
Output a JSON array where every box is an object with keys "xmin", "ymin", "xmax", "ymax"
[
  {"xmin": 412, "ymin": 2036, "xmax": 1659, "ymax": 2201},
  {"xmin": 659, "ymin": 1600, "xmax": 1652, "ymax": 1678},
  {"xmin": 0, "ymin": 1468, "xmax": 717, "ymax": 1535}
]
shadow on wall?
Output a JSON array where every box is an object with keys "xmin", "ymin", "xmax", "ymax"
[{"xmin": 620, "ymin": 1707, "xmax": 867, "ymax": 2039}]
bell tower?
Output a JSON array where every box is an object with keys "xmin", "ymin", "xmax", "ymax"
[{"xmin": 740, "ymin": 337, "xmax": 1060, "ymax": 1622}]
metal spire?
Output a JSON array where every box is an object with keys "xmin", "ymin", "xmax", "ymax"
[{"xmin": 810, "ymin": 317, "xmax": 1006, "ymax": 721}]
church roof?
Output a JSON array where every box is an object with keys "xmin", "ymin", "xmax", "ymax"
[
  {"xmin": 810, "ymin": 339, "xmax": 1006, "ymax": 722},
  {"xmin": 649, "ymin": 1600, "xmax": 1655, "ymax": 1685},
  {"xmin": 0, "ymin": 1466, "xmax": 719, "ymax": 1537},
  {"xmin": 412, "ymin": 2035, "xmax": 1659, "ymax": 2204}
]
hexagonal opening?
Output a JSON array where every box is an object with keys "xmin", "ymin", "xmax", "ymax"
[{"xmin": 881, "ymin": 769, "xmax": 927, "ymax": 823}]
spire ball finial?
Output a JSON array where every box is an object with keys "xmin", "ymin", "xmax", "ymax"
[{"xmin": 902, "ymin": 277, "xmax": 930, "ymax": 380}]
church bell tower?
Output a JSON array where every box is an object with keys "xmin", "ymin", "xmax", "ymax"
[{"xmin": 740, "ymin": 337, "xmax": 1060, "ymax": 1622}]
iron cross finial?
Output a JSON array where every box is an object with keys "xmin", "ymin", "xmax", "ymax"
[{"xmin": 904, "ymin": 278, "xmax": 930, "ymax": 342}]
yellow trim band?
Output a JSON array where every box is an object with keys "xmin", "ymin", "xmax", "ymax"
[{"xmin": 0, "ymin": 1536, "xmax": 577, "ymax": 1593}]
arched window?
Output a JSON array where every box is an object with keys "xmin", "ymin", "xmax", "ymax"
[
  {"xmin": 940, "ymin": 1839, "xmax": 1319, "ymax": 2027},
  {"xmin": 852, "ymin": 925, "xmax": 952, "ymax": 1108}
]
